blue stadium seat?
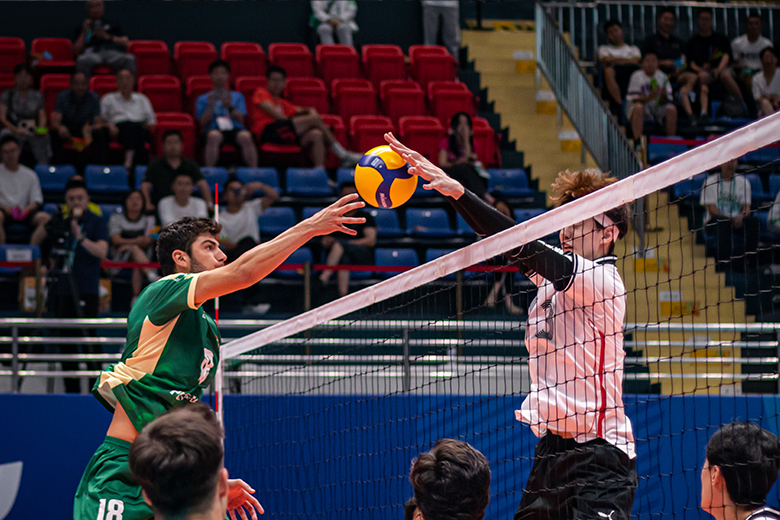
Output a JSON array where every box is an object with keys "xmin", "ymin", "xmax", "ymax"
[
  {"xmin": 406, "ymin": 208, "xmax": 453, "ymax": 236},
  {"xmin": 515, "ymin": 208, "xmax": 545, "ymax": 224},
  {"xmin": 0, "ymin": 244, "xmax": 40, "ymax": 275},
  {"xmin": 647, "ymin": 139, "xmax": 687, "ymax": 164},
  {"xmin": 257, "ymin": 206, "xmax": 296, "ymax": 237},
  {"xmin": 456, "ymin": 213, "xmax": 476, "ymax": 236},
  {"xmin": 744, "ymin": 173, "xmax": 770, "ymax": 204},
  {"xmin": 201, "ymin": 167, "xmax": 229, "ymax": 190},
  {"xmin": 236, "ymin": 167, "xmax": 280, "ymax": 191},
  {"xmin": 336, "ymin": 168, "xmax": 355, "ymax": 190},
  {"xmin": 35, "ymin": 164, "xmax": 76, "ymax": 192},
  {"xmin": 425, "ymin": 248, "xmax": 458, "ymax": 280},
  {"xmin": 741, "ymin": 147, "xmax": 780, "ymax": 165},
  {"xmin": 374, "ymin": 247, "xmax": 419, "ymax": 278},
  {"xmin": 43, "ymin": 203, "xmax": 58, "ymax": 216},
  {"xmin": 369, "ymin": 208, "xmax": 403, "ymax": 237},
  {"xmin": 302, "ymin": 207, "xmax": 323, "ymax": 220},
  {"xmin": 756, "ymin": 210, "xmax": 780, "ymax": 241},
  {"xmin": 487, "ymin": 169, "xmax": 533, "ymax": 196},
  {"xmin": 98, "ymin": 204, "xmax": 123, "ymax": 224},
  {"xmin": 274, "ymin": 247, "xmax": 313, "ymax": 279},
  {"xmin": 672, "ymin": 172, "xmax": 708, "ymax": 201},
  {"xmin": 85, "ymin": 165, "xmax": 129, "ymax": 193},
  {"xmin": 286, "ymin": 167, "xmax": 333, "ymax": 196},
  {"xmin": 770, "ymin": 174, "xmax": 780, "ymax": 200},
  {"xmin": 134, "ymin": 165, "xmax": 147, "ymax": 189}
]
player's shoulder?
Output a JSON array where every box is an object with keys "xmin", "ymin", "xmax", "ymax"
[
  {"xmin": 138, "ymin": 273, "xmax": 198, "ymax": 299},
  {"xmin": 746, "ymin": 507, "xmax": 780, "ymax": 520}
]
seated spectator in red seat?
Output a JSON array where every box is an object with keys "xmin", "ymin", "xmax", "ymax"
[
  {"xmin": 318, "ymin": 182, "xmax": 376, "ymax": 298},
  {"xmin": 599, "ymin": 20, "xmax": 641, "ymax": 110},
  {"xmin": 109, "ymin": 190, "xmax": 159, "ymax": 304},
  {"xmin": 98, "ymin": 69, "xmax": 156, "ymax": 170},
  {"xmin": 196, "ymin": 59, "xmax": 258, "ymax": 168},
  {"xmin": 311, "ymin": 0, "xmax": 358, "ymax": 46},
  {"xmin": 753, "ymin": 47, "xmax": 780, "ymax": 117},
  {"xmin": 0, "ymin": 64, "xmax": 51, "ymax": 166},
  {"xmin": 73, "ymin": 0, "xmax": 136, "ymax": 78},
  {"xmin": 158, "ymin": 173, "xmax": 208, "ymax": 228},
  {"xmin": 0, "ymin": 136, "xmax": 50, "ymax": 245},
  {"xmin": 250, "ymin": 65, "xmax": 361, "ymax": 168},
  {"xmin": 142, "ymin": 129, "xmax": 213, "ymax": 214},
  {"xmin": 51, "ymin": 72, "xmax": 109, "ymax": 168},
  {"xmin": 439, "ymin": 112, "xmax": 490, "ymax": 202},
  {"xmin": 626, "ymin": 52, "xmax": 677, "ymax": 146}
]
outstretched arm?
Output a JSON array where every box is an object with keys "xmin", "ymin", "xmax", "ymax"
[{"xmin": 227, "ymin": 479, "xmax": 263, "ymax": 520}]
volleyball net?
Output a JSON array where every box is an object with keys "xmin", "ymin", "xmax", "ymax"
[{"xmin": 219, "ymin": 113, "xmax": 780, "ymax": 520}]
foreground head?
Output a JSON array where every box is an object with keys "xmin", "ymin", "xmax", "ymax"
[
  {"xmin": 747, "ymin": 13, "xmax": 763, "ymax": 40},
  {"xmin": 123, "ymin": 189, "xmax": 145, "ymax": 219},
  {"xmin": 86, "ymin": 0, "xmax": 104, "ymax": 20},
  {"xmin": 551, "ymin": 169, "xmax": 629, "ymax": 259},
  {"xmin": 129, "ymin": 403, "xmax": 228, "ymax": 520},
  {"xmin": 162, "ymin": 129, "xmax": 183, "ymax": 160},
  {"xmin": 157, "ymin": 217, "xmax": 224, "ymax": 276},
  {"xmin": 0, "ymin": 135, "xmax": 21, "ymax": 170},
  {"xmin": 265, "ymin": 65, "xmax": 287, "ymax": 97},
  {"xmin": 13, "ymin": 63, "xmax": 33, "ymax": 90},
  {"xmin": 410, "ymin": 438, "xmax": 491, "ymax": 520},
  {"xmin": 701, "ymin": 422, "xmax": 780, "ymax": 519},
  {"xmin": 116, "ymin": 69, "xmax": 135, "ymax": 94},
  {"xmin": 604, "ymin": 20, "xmax": 624, "ymax": 45},
  {"xmin": 65, "ymin": 178, "xmax": 90, "ymax": 215},
  {"xmin": 450, "ymin": 111, "xmax": 473, "ymax": 134},
  {"xmin": 208, "ymin": 59, "xmax": 231, "ymax": 90},
  {"xmin": 642, "ymin": 51, "xmax": 659, "ymax": 75},
  {"xmin": 171, "ymin": 173, "xmax": 194, "ymax": 200},
  {"xmin": 761, "ymin": 47, "xmax": 778, "ymax": 70},
  {"xmin": 657, "ymin": 8, "xmax": 676, "ymax": 34},
  {"xmin": 70, "ymin": 72, "xmax": 89, "ymax": 98},
  {"xmin": 224, "ymin": 176, "xmax": 245, "ymax": 206}
]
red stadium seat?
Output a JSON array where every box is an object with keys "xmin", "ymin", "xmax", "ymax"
[
  {"xmin": 399, "ymin": 116, "xmax": 445, "ymax": 166},
  {"xmin": 40, "ymin": 74, "xmax": 71, "ymax": 122},
  {"xmin": 315, "ymin": 44, "xmax": 360, "ymax": 88},
  {"xmin": 349, "ymin": 115, "xmax": 394, "ymax": 153},
  {"xmin": 285, "ymin": 77, "xmax": 329, "ymax": 114},
  {"xmin": 0, "ymin": 74, "xmax": 15, "ymax": 93},
  {"xmin": 380, "ymin": 80, "xmax": 425, "ymax": 124},
  {"xmin": 128, "ymin": 40, "xmax": 171, "ymax": 76},
  {"xmin": 427, "ymin": 80, "xmax": 469, "ymax": 98},
  {"xmin": 174, "ymin": 41, "xmax": 217, "ymax": 83},
  {"xmin": 429, "ymin": 86, "xmax": 474, "ymax": 124},
  {"xmin": 332, "ymin": 78, "xmax": 377, "ymax": 125},
  {"xmin": 221, "ymin": 42, "xmax": 267, "ymax": 82},
  {"xmin": 153, "ymin": 113, "xmax": 196, "ymax": 158},
  {"xmin": 321, "ymin": 113, "xmax": 347, "ymax": 169},
  {"xmin": 0, "ymin": 38, "xmax": 25, "ymax": 75},
  {"xmin": 472, "ymin": 117, "xmax": 500, "ymax": 168},
  {"xmin": 409, "ymin": 45, "xmax": 455, "ymax": 89},
  {"xmin": 31, "ymin": 38, "xmax": 75, "ymax": 75},
  {"xmin": 362, "ymin": 44, "xmax": 405, "ymax": 89},
  {"xmin": 185, "ymin": 75, "xmax": 213, "ymax": 115},
  {"xmin": 259, "ymin": 143, "xmax": 304, "ymax": 168},
  {"xmin": 89, "ymin": 75, "xmax": 116, "ymax": 98},
  {"xmin": 268, "ymin": 43, "xmax": 313, "ymax": 78},
  {"xmin": 236, "ymin": 76, "xmax": 266, "ymax": 102},
  {"xmin": 138, "ymin": 75, "xmax": 182, "ymax": 112}
]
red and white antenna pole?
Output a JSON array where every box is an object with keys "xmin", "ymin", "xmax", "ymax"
[{"xmin": 214, "ymin": 184, "xmax": 223, "ymax": 426}]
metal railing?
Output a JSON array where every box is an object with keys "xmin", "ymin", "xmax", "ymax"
[{"xmin": 542, "ymin": 1, "xmax": 780, "ymax": 67}]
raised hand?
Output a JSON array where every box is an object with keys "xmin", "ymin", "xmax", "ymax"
[
  {"xmin": 384, "ymin": 132, "xmax": 465, "ymax": 199},
  {"xmin": 305, "ymin": 193, "xmax": 366, "ymax": 236},
  {"xmin": 227, "ymin": 479, "xmax": 264, "ymax": 520}
]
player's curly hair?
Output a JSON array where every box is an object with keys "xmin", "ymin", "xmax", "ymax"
[
  {"xmin": 157, "ymin": 217, "xmax": 222, "ymax": 276},
  {"xmin": 410, "ymin": 439, "xmax": 491, "ymax": 520},
  {"xmin": 550, "ymin": 169, "xmax": 630, "ymax": 240}
]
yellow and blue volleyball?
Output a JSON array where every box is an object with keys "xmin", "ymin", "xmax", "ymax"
[{"xmin": 354, "ymin": 145, "xmax": 417, "ymax": 208}]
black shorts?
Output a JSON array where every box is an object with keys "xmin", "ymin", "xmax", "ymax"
[
  {"xmin": 204, "ymin": 128, "xmax": 244, "ymax": 146},
  {"xmin": 515, "ymin": 432, "xmax": 637, "ymax": 520},
  {"xmin": 2, "ymin": 207, "xmax": 42, "ymax": 229},
  {"xmin": 338, "ymin": 242, "xmax": 373, "ymax": 266},
  {"xmin": 260, "ymin": 119, "xmax": 298, "ymax": 145}
]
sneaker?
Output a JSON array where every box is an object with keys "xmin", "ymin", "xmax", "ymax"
[
  {"xmin": 243, "ymin": 303, "xmax": 271, "ymax": 315},
  {"xmin": 340, "ymin": 152, "xmax": 363, "ymax": 168}
]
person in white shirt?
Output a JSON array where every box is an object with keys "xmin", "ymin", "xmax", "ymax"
[
  {"xmin": 0, "ymin": 135, "xmax": 50, "ymax": 245},
  {"xmin": 599, "ymin": 19, "xmax": 641, "ymax": 107},
  {"xmin": 626, "ymin": 51, "xmax": 677, "ymax": 144},
  {"xmin": 732, "ymin": 13, "xmax": 773, "ymax": 88},
  {"xmin": 158, "ymin": 173, "xmax": 208, "ymax": 228},
  {"xmin": 386, "ymin": 132, "xmax": 637, "ymax": 520},
  {"xmin": 753, "ymin": 47, "xmax": 780, "ymax": 117},
  {"xmin": 422, "ymin": 1, "xmax": 461, "ymax": 58},
  {"xmin": 219, "ymin": 176, "xmax": 278, "ymax": 262},
  {"xmin": 767, "ymin": 189, "xmax": 780, "ymax": 235},
  {"xmin": 109, "ymin": 189, "xmax": 158, "ymax": 302},
  {"xmin": 700, "ymin": 159, "xmax": 759, "ymax": 266},
  {"xmin": 311, "ymin": 1, "xmax": 358, "ymax": 46},
  {"xmin": 99, "ymin": 69, "xmax": 156, "ymax": 170}
]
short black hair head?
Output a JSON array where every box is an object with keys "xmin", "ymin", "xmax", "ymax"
[
  {"xmin": 208, "ymin": 58, "xmax": 231, "ymax": 74},
  {"xmin": 266, "ymin": 65, "xmax": 287, "ymax": 79}
]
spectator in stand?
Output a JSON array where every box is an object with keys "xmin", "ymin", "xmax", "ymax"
[
  {"xmin": 599, "ymin": 20, "xmax": 641, "ymax": 110},
  {"xmin": 731, "ymin": 12, "xmax": 773, "ymax": 108},
  {"xmin": 158, "ymin": 173, "xmax": 208, "ymax": 228},
  {"xmin": 196, "ymin": 59, "xmax": 257, "ymax": 168},
  {"xmin": 98, "ymin": 69, "xmax": 156, "ymax": 170},
  {"xmin": 439, "ymin": 111, "xmax": 490, "ymax": 202},
  {"xmin": 626, "ymin": 51, "xmax": 677, "ymax": 148},
  {"xmin": 682, "ymin": 8, "xmax": 744, "ymax": 125},
  {"xmin": 73, "ymin": 0, "xmax": 135, "ymax": 78},
  {"xmin": 0, "ymin": 135, "xmax": 50, "ymax": 246},
  {"xmin": 484, "ymin": 195, "xmax": 522, "ymax": 315},
  {"xmin": 109, "ymin": 190, "xmax": 159, "ymax": 305},
  {"xmin": 642, "ymin": 8, "xmax": 686, "ymax": 81},
  {"xmin": 768, "ymin": 188, "xmax": 780, "ymax": 236},
  {"xmin": 0, "ymin": 64, "xmax": 50, "ymax": 166},
  {"xmin": 251, "ymin": 65, "xmax": 361, "ymax": 168},
  {"xmin": 318, "ymin": 182, "xmax": 376, "ymax": 298},
  {"xmin": 422, "ymin": 0, "xmax": 461, "ymax": 59},
  {"xmin": 50, "ymin": 72, "xmax": 109, "ymax": 168},
  {"xmin": 753, "ymin": 48, "xmax": 780, "ymax": 118},
  {"xmin": 142, "ymin": 129, "xmax": 212, "ymax": 214},
  {"xmin": 700, "ymin": 158, "xmax": 759, "ymax": 268},
  {"xmin": 311, "ymin": 0, "xmax": 358, "ymax": 46}
]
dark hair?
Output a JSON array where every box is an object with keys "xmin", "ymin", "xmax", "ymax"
[
  {"xmin": 0, "ymin": 135, "xmax": 20, "ymax": 149},
  {"xmin": 225, "ymin": 174, "xmax": 243, "ymax": 190},
  {"xmin": 129, "ymin": 403, "xmax": 224, "ymax": 518},
  {"xmin": 658, "ymin": 7, "xmax": 676, "ymax": 19},
  {"xmin": 162, "ymin": 128, "xmax": 182, "ymax": 142},
  {"xmin": 156, "ymin": 217, "xmax": 222, "ymax": 276},
  {"xmin": 12, "ymin": 63, "xmax": 33, "ymax": 76},
  {"xmin": 410, "ymin": 439, "xmax": 491, "ymax": 520},
  {"xmin": 65, "ymin": 178, "xmax": 88, "ymax": 193},
  {"xmin": 448, "ymin": 111, "xmax": 474, "ymax": 160},
  {"xmin": 208, "ymin": 58, "xmax": 230, "ymax": 74},
  {"xmin": 604, "ymin": 19, "xmax": 622, "ymax": 33},
  {"xmin": 642, "ymin": 50, "xmax": 659, "ymax": 60},
  {"xmin": 748, "ymin": 11, "xmax": 762, "ymax": 20},
  {"xmin": 266, "ymin": 65, "xmax": 287, "ymax": 79},
  {"xmin": 404, "ymin": 497, "xmax": 418, "ymax": 520},
  {"xmin": 706, "ymin": 422, "xmax": 780, "ymax": 508},
  {"xmin": 698, "ymin": 7, "xmax": 714, "ymax": 19},
  {"xmin": 760, "ymin": 47, "xmax": 777, "ymax": 61}
]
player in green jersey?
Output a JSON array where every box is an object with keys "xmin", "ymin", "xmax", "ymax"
[{"xmin": 74, "ymin": 194, "xmax": 365, "ymax": 520}]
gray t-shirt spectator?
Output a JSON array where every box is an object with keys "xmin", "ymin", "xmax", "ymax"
[{"xmin": 1, "ymin": 88, "xmax": 44, "ymax": 124}]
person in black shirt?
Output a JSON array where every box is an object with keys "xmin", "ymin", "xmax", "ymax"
[
  {"xmin": 51, "ymin": 72, "xmax": 109, "ymax": 168},
  {"xmin": 642, "ymin": 8, "xmax": 686, "ymax": 80},
  {"xmin": 73, "ymin": 0, "xmax": 136, "ymax": 77},
  {"xmin": 682, "ymin": 8, "xmax": 744, "ymax": 123}
]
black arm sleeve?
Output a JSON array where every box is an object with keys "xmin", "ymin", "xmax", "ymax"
[{"xmin": 448, "ymin": 188, "xmax": 574, "ymax": 290}]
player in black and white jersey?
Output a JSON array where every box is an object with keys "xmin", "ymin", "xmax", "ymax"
[
  {"xmin": 385, "ymin": 133, "xmax": 637, "ymax": 520},
  {"xmin": 702, "ymin": 422, "xmax": 780, "ymax": 520}
]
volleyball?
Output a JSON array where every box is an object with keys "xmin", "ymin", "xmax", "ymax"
[{"xmin": 354, "ymin": 145, "xmax": 417, "ymax": 208}]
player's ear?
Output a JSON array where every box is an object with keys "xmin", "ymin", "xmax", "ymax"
[
  {"xmin": 171, "ymin": 249, "xmax": 190, "ymax": 271},
  {"xmin": 600, "ymin": 225, "xmax": 617, "ymax": 247},
  {"xmin": 710, "ymin": 464, "xmax": 724, "ymax": 489},
  {"xmin": 218, "ymin": 468, "xmax": 229, "ymax": 498}
]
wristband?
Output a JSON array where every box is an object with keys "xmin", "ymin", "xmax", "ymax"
[{"xmin": 36, "ymin": 127, "xmax": 48, "ymax": 135}]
